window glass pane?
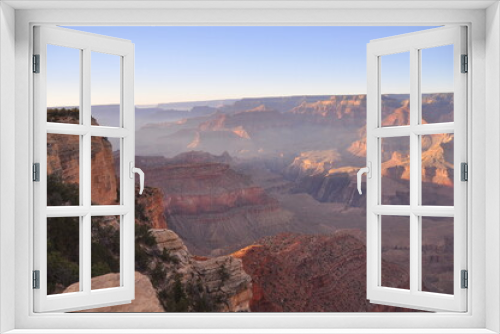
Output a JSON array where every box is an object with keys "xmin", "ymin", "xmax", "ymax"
[
  {"xmin": 421, "ymin": 134, "xmax": 454, "ymax": 206},
  {"xmin": 421, "ymin": 45, "xmax": 454, "ymax": 124},
  {"xmin": 91, "ymin": 52, "xmax": 121, "ymax": 127},
  {"xmin": 47, "ymin": 217, "xmax": 80, "ymax": 295},
  {"xmin": 47, "ymin": 134, "xmax": 80, "ymax": 206},
  {"xmin": 47, "ymin": 44, "xmax": 80, "ymax": 124},
  {"xmin": 421, "ymin": 217, "xmax": 454, "ymax": 295},
  {"xmin": 91, "ymin": 216, "xmax": 121, "ymax": 290},
  {"xmin": 381, "ymin": 52, "xmax": 410, "ymax": 127},
  {"xmin": 381, "ymin": 137, "xmax": 410, "ymax": 205},
  {"xmin": 381, "ymin": 215, "xmax": 410, "ymax": 290},
  {"xmin": 91, "ymin": 136, "xmax": 120, "ymax": 205}
]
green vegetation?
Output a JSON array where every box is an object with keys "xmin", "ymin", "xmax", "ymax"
[
  {"xmin": 135, "ymin": 223, "xmax": 156, "ymax": 272},
  {"xmin": 47, "ymin": 217, "xmax": 80, "ymax": 294},
  {"xmin": 157, "ymin": 274, "xmax": 218, "ymax": 312},
  {"xmin": 47, "ymin": 174, "xmax": 79, "ymax": 206},
  {"xmin": 218, "ymin": 264, "xmax": 230, "ymax": 283},
  {"xmin": 91, "ymin": 218, "xmax": 120, "ymax": 278},
  {"xmin": 160, "ymin": 248, "xmax": 180, "ymax": 265},
  {"xmin": 135, "ymin": 201, "xmax": 148, "ymax": 221},
  {"xmin": 46, "ymin": 172, "xmax": 227, "ymax": 311},
  {"xmin": 150, "ymin": 262, "xmax": 168, "ymax": 287},
  {"xmin": 47, "ymin": 176, "xmax": 120, "ymax": 293},
  {"xmin": 158, "ymin": 275, "xmax": 189, "ymax": 312},
  {"xmin": 46, "ymin": 177, "xmax": 80, "ymax": 294},
  {"xmin": 47, "ymin": 107, "xmax": 79, "ymax": 123}
]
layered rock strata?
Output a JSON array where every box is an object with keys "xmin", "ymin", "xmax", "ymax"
[
  {"xmin": 149, "ymin": 229, "xmax": 252, "ymax": 312},
  {"xmin": 233, "ymin": 230, "xmax": 411, "ymax": 312},
  {"xmin": 136, "ymin": 152, "xmax": 294, "ymax": 256}
]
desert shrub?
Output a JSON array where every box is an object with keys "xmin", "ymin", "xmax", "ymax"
[
  {"xmin": 91, "ymin": 242, "xmax": 119, "ymax": 277},
  {"xmin": 47, "ymin": 251, "xmax": 79, "ymax": 294},
  {"xmin": 47, "ymin": 107, "xmax": 79, "ymax": 122},
  {"xmin": 134, "ymin": 224, "xmax": 157, "ymax": 272},
  {"xmin": 135, "ymin": 224, "xmax": 156, "ymax": 247},
  {"xmin": 47, "ymin": 174, "xmax": 79, "ymax": 207},
  {"xmin": 160, "ymin": 248, "xmax": 180, "ymax": 265},
  {"xmin": 158, "ymin": 275, "xmax": 190, "ymax": 312},
  {"xmin": 150, "ymin": 262, "xmax": 167, "ymax": 287},
  {"xmin": 135, "ymin": 201, "xmax": 147, "ymax": 221},
  {"xmin": 218, "ymin": 264, "xmax": 230, "ymax": 283}
]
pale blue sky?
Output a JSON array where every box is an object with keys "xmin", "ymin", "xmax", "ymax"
[{"xmin": 47, "ymin": 26, "xmax": 452, "ymax": 107}]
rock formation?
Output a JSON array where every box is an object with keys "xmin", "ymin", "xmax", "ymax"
[
  {"xmin": 64, "ymin": 272, "xmax": 164, "ymax": 312},
  {"xmin": 135, "ymin": 95, "xmax": 367, "ymax": 158},
  {"xmin": 47, "ymin": 111, "xmax": 253, "ymax": 312},
  {"xmin": 47, "ymin": 109, "xmax": 118, "ymax": 205},
  {"xmin": 233, "ymin": 230, "xmax": 413, "ymax": 312},
  {"xmin": 49, "ymin": 92, "xmax": 457, "ymax": 313},
  {"xmin": 135, "ymin": 186, "xmax": 168, "ymax": 229},
  {"xmin": 285, "ymin": 150, "xmax": 342, "ymax": 178},
  {"xmin": 136, "ymin": 152, "xmax": 294, "ymax": 256},
  {"xmin": 90, "ymin": 135, "xmax": 119, "ymax": 205},
  {"xmin": 289, "ymin": 94, "xmax": 366, "ymax": 126},
  {"xmin": 147, "ymin": 229, "xmax": 252, "ymax": 312},
  {"xmin": 47, "ymin": 134, "xmax": 80, "ymax": 185},
  {"xmin": 287, "ymin": 94, "xmax": 454, "ymax": 207}
]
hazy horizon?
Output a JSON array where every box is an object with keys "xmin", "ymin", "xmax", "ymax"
[
  {"xmin": 47, "ymin": 26, "xmax": 454, "ymax": 107},
  {"xmin": 47, "ymin": 91, "xmax": 454, "ymax": 109}
]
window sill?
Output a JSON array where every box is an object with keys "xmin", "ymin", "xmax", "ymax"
[{"xmin": 4, "ymin": 329, "xmax": 498, "ymax": 334}]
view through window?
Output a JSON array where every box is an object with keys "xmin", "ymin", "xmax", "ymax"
[{"xmin": 45, "ymin": 26, "xmax": 454, "ymax": 312}]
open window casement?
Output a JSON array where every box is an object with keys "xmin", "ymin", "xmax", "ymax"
[
  {"xmin": 33, "ymin": 26, "xmax": 141, "ymax": 312},
  {"xmin": 360, "ymin": 26, "xmax": 467, "ymax": 312}
]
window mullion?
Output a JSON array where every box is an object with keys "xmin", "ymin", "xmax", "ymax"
[
  {"xmin": 82, "ymin": 48, "xmax": 91, "ymax": 128},
  {"xmin": 82, "ymin": 48, "xmax": 92, "ymax": 294},
  {"xmin": 409, "ymin": 47, "xmax": 420, "ymax": 294}
]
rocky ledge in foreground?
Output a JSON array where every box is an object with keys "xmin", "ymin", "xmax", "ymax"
[
  {"xmin": 64, "ymin": 272, "xmax": 164, "ymax": 312},
  {"xmin": 150, "ymin": 229, "xmax": 252, "ymax": 312},
  {"xmin": 65, "ymin": 228, "xmax": 253, "ymax": 313}
]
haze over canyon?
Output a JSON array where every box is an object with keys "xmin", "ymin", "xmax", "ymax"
[{"xmin": 47, "ymin": 93, "xmax": 454, "ymax": 312}]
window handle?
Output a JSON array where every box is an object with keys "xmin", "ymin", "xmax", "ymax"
[
  {"xmin": 129, "ymin": 162, "xmax": 145, "ymax": 195},
  {"xmin": 357, "ymin": 162, "xmax": 371, "ymax": 195}
]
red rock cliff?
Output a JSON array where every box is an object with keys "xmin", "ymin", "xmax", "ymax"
[
  {"xmin": 233, "ymin": 230, "xmax": 412, "ymax": 312},
  {"xmin": 136, "ymin": 152, "xmax": 294, "ymax": 256},
  {"xmin": 47, "ymin": 110, "xmax": 118, "ymax": 205},
  {"xmin": 135, "ymin": 186, "xmax": 168, "ymax": 229}
]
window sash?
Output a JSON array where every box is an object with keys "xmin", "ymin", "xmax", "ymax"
[
  {"xmin": 33, "ymin": 25, "xmax": 136, "ymax": 313},
  {"xmin": 366, "ymin": 26, "xmax": 467, "ymax": 312}
]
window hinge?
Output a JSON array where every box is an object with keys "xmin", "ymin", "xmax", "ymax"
[
  {"xmin": 461, "ymin": 54, "xmax": 468, "ymax": 73},
  {"xmin": 461, "ymin": 270, "xmax": 468, "ymax": 289},
  {"xmin": 33, "ymin": 54, "xmax": 40, "ymax": 73},
  {"xmin": 461, "ymin": 162, "xmax": 468, "ymax": 181},
  {"xmin": 33, "ymin": 163, "xmax": 40, "ymax": 182},
  {"xmin": 33, "ymin": 270, "xmax": 40, "ymax": 289}
]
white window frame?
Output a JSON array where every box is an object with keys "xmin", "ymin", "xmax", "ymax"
[
  {"xmin": 33, "ymin": 26, "xmax": 136, "ymax": 313},
  {"xmin": 365, "ymin": 26, "xmax": 467, "ymax": 312},
  {"xmin": 1, "ymin": 2, "xmax": 499, "ymax": 333}
]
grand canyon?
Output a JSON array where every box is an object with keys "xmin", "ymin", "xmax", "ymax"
[{"xmin": 46, "ymin": 92, "xmax": 454, "ymax": 312}]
